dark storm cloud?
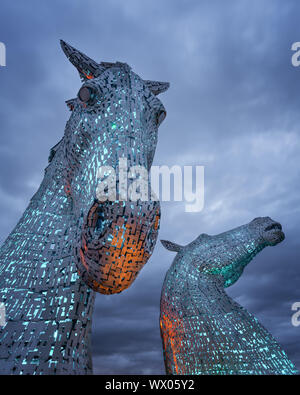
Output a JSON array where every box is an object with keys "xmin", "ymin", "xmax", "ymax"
[{"xmin": 0, "ymin": 0, "xmax": 299, "ymax": 373}]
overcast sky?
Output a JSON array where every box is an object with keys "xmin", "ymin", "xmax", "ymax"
[{"xmin": 0, "ymin": 0, "xmax": 299, "ymax": 374}]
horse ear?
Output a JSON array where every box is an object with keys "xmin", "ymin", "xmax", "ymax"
[
  {"xmin": 60, "ymin": 40, "xmax": 106, "ymax": 81},
  {"xmin": 144, "ymin": 80, "xmax": 170, "ymax": 95},
  {"xmin": 161, "ymin": 240, "xmax": 182, "ymax": 252}
]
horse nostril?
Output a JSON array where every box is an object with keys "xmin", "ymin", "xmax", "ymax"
[
  {"xmin": 95, "ymin": 207, "xmax": 106, "ymax": 234},
  {"xmin": 265, "ymin": 223, "xmax": 282, "ymax": 232}
]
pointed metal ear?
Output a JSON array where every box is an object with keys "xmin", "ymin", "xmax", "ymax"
[
  {"xmin": 144, "ymin": 80, "xmax": 170, "ymax": 95},
  {"xmin": 161, "ymin": 240, "xmax": 182, "ymax": 252},
  {"xmin": 60, "ymin": 40, "xmax": 106, "ymax": 81}
]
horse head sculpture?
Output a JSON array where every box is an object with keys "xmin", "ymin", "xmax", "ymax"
[
  {"xmin": 0, "ymin": 41, "xmax": 169, "ymax": 374},
  {"xmin": 49, "ymin": 40, "xmax": 169, "ymax": 294},
  {"xmin": 160, "ymin": 217, "xmax": 298, "ymax": 375}
]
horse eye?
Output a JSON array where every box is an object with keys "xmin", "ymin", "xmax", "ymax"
[
  {"xmin": 157, "ymin": 110, "xmax": 166, "ymax": 125},
  {"xmin": 78, "ymin": 86, "xmax": 93, "ymax": 103}
]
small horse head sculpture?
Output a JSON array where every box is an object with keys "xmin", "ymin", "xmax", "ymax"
[
  {"xmin": 161, "ymin": 216, "xmax": 285, "ymax": 288},
  {"xmin": 160, "ymin": 217, "xmax": 298, "ymax": 375},
  {"xmin": 48, "ymin": 41, "xmax": 169, "ymax": 294}
]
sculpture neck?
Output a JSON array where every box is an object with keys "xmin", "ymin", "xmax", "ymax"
[{"xmin": 1, "ymin": 156, "xmax": 75, "ymax": 263}]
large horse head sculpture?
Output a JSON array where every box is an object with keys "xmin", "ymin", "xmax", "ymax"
[
  {"xmin": 0, "ymin": 41, "xmax": 169, "ymax": 374},
  {"xmin": 49, "ymin": 41, "xmax": 169, "ymax": 294}
]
